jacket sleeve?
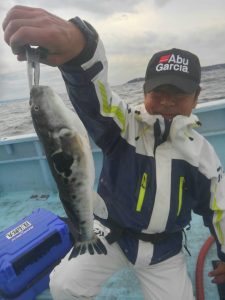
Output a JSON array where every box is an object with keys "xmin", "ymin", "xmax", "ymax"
[
  {"xmin": 194, "ymin": 138, "xmax": 225, "ymax": 261},
  {"xmin": 58, "ymin": 17, "xmax": 130, "ymax": 153}
]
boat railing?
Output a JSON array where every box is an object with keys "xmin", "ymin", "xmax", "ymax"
[{"xmin": 1, "ymin": 99, "xmax": 225, "ymax": 196}]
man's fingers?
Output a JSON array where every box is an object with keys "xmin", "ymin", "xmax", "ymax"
[
  {"xmin": 9, "ymin": 27, "xmax": 51, "ymax": 55},
  {"xmin": 2, "ymin": 5, "xmax": 86, "ymax": 66},
  {"xmin": 211, "ymin": 274, "xmax": 225, "ymax": 284},
  {"xmin": 10, "ymin": 27, "xmax": 61, "ymax": 66},
  {"xmin": 2, "ymin": 5, "xmax": 44, "ymax": 30},
  {"xmin": 4, "ymin": 18, "xmax": 44, "ymax": 45},
  {"xmin": 208, "ymin": 262, "xmax": 225, "ymax": 284},
  {"xmin": 17, "ymin": 53, "xmax": 26, "ymax": 61}
]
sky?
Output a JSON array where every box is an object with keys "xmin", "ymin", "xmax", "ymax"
[{"xmin": 0, "ymin": 0, "xmax": 225, "ymax": 101}]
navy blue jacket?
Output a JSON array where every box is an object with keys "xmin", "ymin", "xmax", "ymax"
[{"xmin": 59, "ymin": 17, "xmax": 225, "ymax": 265}]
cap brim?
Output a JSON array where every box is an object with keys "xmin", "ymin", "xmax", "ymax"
[{"xmin": 144, "ymin": 74, "xmax": 199, "ymax": 93}]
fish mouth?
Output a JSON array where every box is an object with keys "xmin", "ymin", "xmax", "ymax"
[
  {"xmin": 29, "ymin": 86, "xmax": 47, "ymax": 102},
  {"xmin": 30, "ymin": 85, "xmax": 44, "ymax": 96}
]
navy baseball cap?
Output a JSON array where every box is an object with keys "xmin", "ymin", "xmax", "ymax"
[{"xmin": 143, "ymin": 48, "xmax": 201, "ymax": 93}]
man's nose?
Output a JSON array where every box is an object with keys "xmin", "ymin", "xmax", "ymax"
[{"xmin": 160, "ymin": 94, "xmax": 175, "ymax": 106}]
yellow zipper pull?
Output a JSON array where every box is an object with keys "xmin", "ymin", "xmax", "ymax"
[
  {"xmin": 177, "ymin": 176, "xmax": 185, "ymax": 216},
  {"xmin": 136, "ymin": 172, "xmax": 148, "ymax": 212}
]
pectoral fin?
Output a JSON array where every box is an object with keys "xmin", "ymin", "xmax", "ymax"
[{"xmin": 93, "ymin": 192, "xmax": 108, "ymax": 219}]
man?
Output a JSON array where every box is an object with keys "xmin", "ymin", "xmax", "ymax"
[{"xmin": 3, "ymin": 5, "xmax": 225, "ymax": 300}]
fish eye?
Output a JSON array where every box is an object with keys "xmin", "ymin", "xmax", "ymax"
[
  {"xmin": 34, "ymin": 105, "xmax": 39, "ymax": 111},
  {"xmin": 59, "ymin": 128, "xmax": 72, "ymax": 137}
]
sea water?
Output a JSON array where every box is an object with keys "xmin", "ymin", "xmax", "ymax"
[{"xmin": 0, "ymin": 64, "xmax": 225, "ymax": 138}]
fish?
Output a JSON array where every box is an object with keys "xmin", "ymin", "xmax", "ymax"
[{"xmin": 29, "ymin": 85, "xmax": 108, "ymax": 259}]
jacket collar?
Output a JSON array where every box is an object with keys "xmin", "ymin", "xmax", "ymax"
[
  {"xmin": 134, "ymin": 104, "xmax": 200, "ymax": 127},
  {"xmin": 134, "ymin": 104, "xmax": 201, "ymax": 141}
]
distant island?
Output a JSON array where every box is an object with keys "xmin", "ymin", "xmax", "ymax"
[
  {"xmin": 201, "ymin": 63, "xmax": 225, "ymax": 72},
  {"xmin": 127, "ymin": 77, "xmax": 145, "ymax": 84},
  {"xmin": 126, "ymin": 63, "xmax": 225, "ymax": 84}
]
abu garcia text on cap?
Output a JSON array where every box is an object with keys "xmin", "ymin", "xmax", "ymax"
[{"xmin": 156, "ymin": 54, "xmax": 189, "ymax": 73}]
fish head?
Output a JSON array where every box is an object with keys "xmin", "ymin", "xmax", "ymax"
[
  {"xmin": 29, "ymin": 85, "xmax": 95, "ymax": 184},
  {"xmin": 30, "ymin": 86, "xmax": 73, "ymax": 139},
  {"xmin": 30, "ymin": 85, "xmax": 64, "ymax": 128}
]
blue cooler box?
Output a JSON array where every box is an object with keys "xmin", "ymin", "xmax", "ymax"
[{"xmin": 0, "ymin": 208, "xmax": 73, "ymax": 300}]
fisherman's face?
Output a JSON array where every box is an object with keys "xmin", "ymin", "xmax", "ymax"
[{"xmin": 144, "ymin": 85, "xmax": 199, "ymax": 120}]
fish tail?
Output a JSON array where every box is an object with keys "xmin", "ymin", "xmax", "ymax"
[{"xmin": 68, "ymin": 236, "xmax": 107, "ymax": 260}]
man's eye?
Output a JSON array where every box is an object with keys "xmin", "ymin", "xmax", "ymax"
[
  {"xmin": 152, "ymin": 93, "xmax": 162, "ymax": 100},
  {"xmin": 175, "ymin": 94, "xmax": 189, "ymax": 100}
]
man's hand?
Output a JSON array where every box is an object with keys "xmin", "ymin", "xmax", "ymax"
[
  {"xmin": 2, "ymin": 5, "xmax": 86, "ymax": 66},
  {"xmin": 208, "ymin": 261, "xmax": 225, "ymax": 284}
]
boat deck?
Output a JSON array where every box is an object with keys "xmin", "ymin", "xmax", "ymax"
[
  {"xmin": 2, "ymin": 100, "xmax": 225, "ymax": 299},
  {"xmin": 0, "ymin": 190, "xmax": 219, "ymax": 300}
]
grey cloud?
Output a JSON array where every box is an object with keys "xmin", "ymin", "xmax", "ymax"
[
  {"xmin": 168, "ymin": 25, "xmax": 225, "ymax": 66},
  {"xmin": 106, "ymin": 23, "xmax": 225, "ymax": 83},
  {"xmin": 104, "ymin": 27, "xmax": 181, "ymax": 59},
  {"xmin": 21, "ymin": 0, "xmax": 139, "ymax": 16},
  {"xmin": 153, "ymin": 0, "xmax": 172, "ymax": 7}
]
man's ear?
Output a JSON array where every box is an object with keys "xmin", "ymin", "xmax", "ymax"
[
  {"xmin": 193, "ymin": 86, "xmax": 201, "ymax": 108},
  {"xmin": 195, "ymin": 86, "xmax": 201, "ymax": 100}
]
